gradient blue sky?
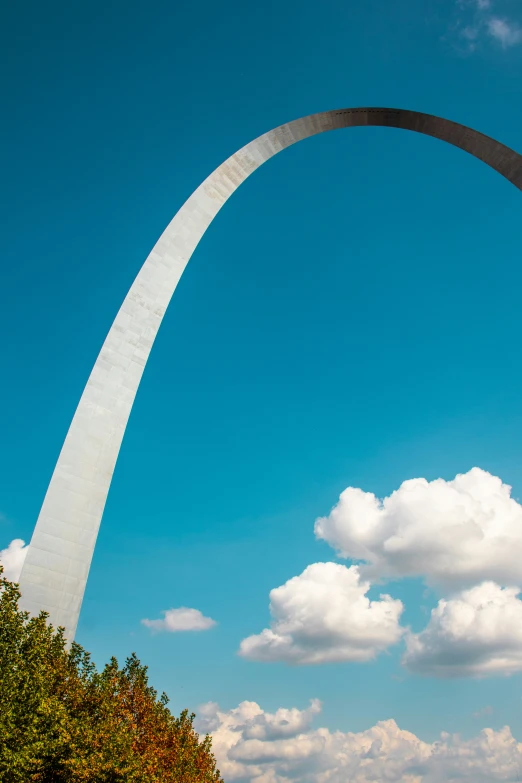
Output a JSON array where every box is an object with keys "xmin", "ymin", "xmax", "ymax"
[{"xmin": 2, "ymin": 0, "xmax": 522, "ymax": 777}]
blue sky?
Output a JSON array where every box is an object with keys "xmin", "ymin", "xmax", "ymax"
[{"xmin": 2, "ymin": 0, "xmax": 522, "ymax": 780}]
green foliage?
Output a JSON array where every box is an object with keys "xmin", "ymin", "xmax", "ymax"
[{"xmin": 0, "ymin": 566, "xmax": 223, "ymax": 783}]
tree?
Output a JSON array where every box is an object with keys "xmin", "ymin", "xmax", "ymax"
[{"xmin": 0, "ymin": 566, "xmax": 223, "ymax": 783}]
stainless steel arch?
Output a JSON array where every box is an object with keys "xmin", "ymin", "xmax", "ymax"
[{"xmin": 18, "ymin": 108, "xmax": 522, "ymax": 643}]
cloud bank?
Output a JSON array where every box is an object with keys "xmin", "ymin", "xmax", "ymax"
[
  {"xmin": 142, "ymin": 607, "xmax": 217, "ymax": 632},
  {"xmin": 315, "ymin": 468, "xmax": 522, "ymax": 590},
  {"xmin": 196, "ymin": 699, "xmax": 522, "ymax": 783},
  {"xmin": 239, "ymin": 563, "xmax": 404, "ymax": 664}
]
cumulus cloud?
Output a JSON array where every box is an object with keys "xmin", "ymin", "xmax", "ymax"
[
  {"xmin": 403, "ymin": 581, "xmax": 522, "ymax": 677},
  {"xmin": 141, "ymin": 607, "xmax": 216, "ymax": 632},
  {"xmin": 238, "ymin": 563, "xmax": 404, "ymax": 665},
  {"xmin": 315, "ymin": 468, "xmax": 522, "ymax": 590},
  {"xmin": 0, "ymin": 539, "xmax": 28, "ymax": 582},
  {"xmin": 195, "ymin": 699, "xmax": 522, "ymax": 783},
  {"xmin": 197, "ymin": 699, "xmax": 322, "ymax": 741}
]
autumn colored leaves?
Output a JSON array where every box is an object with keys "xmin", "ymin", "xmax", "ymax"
[{"xmin": 0, "ymin": 567, "xmax": 223, "ymax": 783}]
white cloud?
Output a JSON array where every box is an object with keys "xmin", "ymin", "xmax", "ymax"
[
  {"xmin": 141, "ymin": 606, "xmax": 217, "ymax": 632},
  {"xmin": 239, "ymin": 563, "xmax": 404, "ymax": 665},
  {"xmin": 403, "ymin": 581, "xmax": 522, "ymax": 677},
  {"xmin": 315, "ymin": 468, "xmax": 522, "ymax": 590},
  {"xmin": 195, "ymin": 699, "xmax": 522, "ymax": 783},
  {"xmin": 487, "ymin": 17, "xmax": 522, "ymax": 46},
  {"xmin": 197, "ymin": 699, "xmax": 322, "ymax": 741},
  {"xmin": 452, "ymin": 0, "xmax": 522, "ymax": 50},
  {"xmin": 0, "ymin": 539, "xmax": 28, "ymax": 582}
]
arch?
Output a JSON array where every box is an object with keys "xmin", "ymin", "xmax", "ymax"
[{"xmin": 18, "ymin": 108, "xmax": 522, "ymax": 644}]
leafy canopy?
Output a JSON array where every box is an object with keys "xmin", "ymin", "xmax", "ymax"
[{"xmin": 0, "ymin": 566, "xmax": 223, "ymax": 783}]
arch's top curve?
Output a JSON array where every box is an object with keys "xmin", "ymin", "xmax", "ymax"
[{"xmin": 18, "ymin": 108, "xmax": 522, "ymax": 644}]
